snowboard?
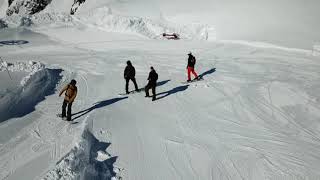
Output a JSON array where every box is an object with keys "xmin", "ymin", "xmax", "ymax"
[{"xmin": 181, "ymin": 76, "xmax": 204, "ymax": 84}]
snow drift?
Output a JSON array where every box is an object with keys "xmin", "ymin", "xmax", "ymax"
[
  {"xmin": 79, "ymin": 7, "xmax": 213, "ymax": 40},
  {"xmin": 313, "ymin": 44, "xmax": 320, "ymax": 56},
  {"xmin": 2, "ymin": 7, "xmax": 214, "ymax": 40},
  {"xmin": 0, "ymin": 61, "xmax": 62, "ymax": 122},
  {"xmin": 43, "ymin": 127, "xmax": 119, "ymax": 180}
]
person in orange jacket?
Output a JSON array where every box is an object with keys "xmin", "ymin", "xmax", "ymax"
[{"xmin": 59, "ymin": 79, "xmax": 77, "ymax": 121}]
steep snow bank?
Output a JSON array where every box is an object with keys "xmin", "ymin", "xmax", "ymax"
[
  {"xmin": 1, "ymin": 60, "xmax": 44, "ymax": 85},
  {"xmin": 0, "ymin": 61, "xmax": 62, "ymax": 122},
  {"xmin": 313, "ymin": 44, "xmax": 320, "ymax": 56}
]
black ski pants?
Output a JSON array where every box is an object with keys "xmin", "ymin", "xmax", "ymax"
[
  {"xmin": 62, "ymin": 100, "xmax": 73, "ymax": 121},
  {"xmin": 126, "ymin": 77, "xmax": 139, "ymax": 93},
  {"xmin": 145, "ymin": 82, "xmax": 156, "ymax": 100}
]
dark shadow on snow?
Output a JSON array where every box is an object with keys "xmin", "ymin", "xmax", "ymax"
[
  {"xmin": 72, "ymin": 97, "xmax": 128, "ymax": 121},
  {"xmin": 156, "ymin": 85, "xmax": 189, "ymax": 100},
  {"xmin": 0, "ymin": 40, "xmax": 29, "ymax": 46},
  {"xmin": 52, "ymin": 128, "xmax": 118, "ymax": 179},
  {"xmin": 0, "ymin": 68, "xmax": 63, "ymax": 123},
  {"xmin": 198, "ymin": 68, "xmax": 216, "ymax": 79},
  {"xmin": 157, "ymin": 79, "xmax": 171, "ymax": 87},
  {"xmin": 81, "ymin": 129, "xmax": 118, "ymax": 179},
  {"xmin": 126, "ymin": 79, "xmax": 171, "ymax": 93}
]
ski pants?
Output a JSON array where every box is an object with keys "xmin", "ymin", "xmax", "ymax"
[
  {"xmin": 145, "ymin": 82, "xmax": 156, "ymax": 100},
  {"xmin": 187, "ymin": 67, "xmax": 198, "ymax": 80},
  {"xmin": 62, "ymin": 100, "xmax": 73, "ymax": 121},
  {"xmin": 126, "ymin": 77, "xmax": 139, "ymax": 93}
]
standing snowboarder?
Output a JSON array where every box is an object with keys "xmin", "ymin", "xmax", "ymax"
[
  {"xmin": 59, "ymin": 79, "xmax": 77, "ymax": 121},
  {"xmin": 186, "ymin": 52, "xmax": 199, "ymax": 82},
  {"xmin": 145, "ymin": 66, "xmax": 158, "ymax": 101},
  {"xmin": 124, "ymin": 60, "xmax": 139, "ymax": 94}
]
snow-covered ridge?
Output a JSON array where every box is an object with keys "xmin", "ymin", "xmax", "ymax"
[
  {"xmin": 0, "ymin": 60, "xmax": 44, "ymax": 85},
  {"xmin": 2, "ymin": 7, "xmax": 214, "ymax": 40},
  {"xmin": 43, "ymin": 128, "xmax": 119, "ymax": 180},
  {"xmin": 313, "ymin": 44, "xmax": 320, "ymax": 56},
  {"xmin": 2, "ymin": 12, "xmax": 75, "ymax": 27},
  {"xmin": 79, "ymin": 7, "xmax": 213, "ymax": 40},
  {"xmin": 0, "ymin": 60, "xmax": 62, "ymax": 122}
]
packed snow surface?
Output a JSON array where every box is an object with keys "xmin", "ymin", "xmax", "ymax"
[{"xmin": 0, "ymin": 1, "xmax": 320, "ymax": 180}]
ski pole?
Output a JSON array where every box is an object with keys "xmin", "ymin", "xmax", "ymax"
[{"xmin": 0, "ymin": 57, "xmax": 12, "ymax": 80}]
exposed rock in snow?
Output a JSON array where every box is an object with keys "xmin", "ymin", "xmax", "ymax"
[
  {"xmin": 6, "ymin": 0, "xmax": 52, "ymax": 16},
  {"xmin": 70, "ymin": 0, "xmax": 85, "ymax": 15},
  {"xmin": 4, "ymin": 0, "xmax": 86, "ymax": 16},
  {"xmin": 9, "ymin": 0, "xmax": 15, "ymax": 6}
]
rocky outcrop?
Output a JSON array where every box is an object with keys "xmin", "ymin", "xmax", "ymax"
[
  {"xmin": 70, "ymin": 0, "xmax": 86, "ymax": 15},
  {"xmin": 6, "ymin": 0, "xmax": 86, "ymax": 16},
  {"xmin": 6, "ymin": 0, "xmax": 52, "ymax": 16},
  {"xmin": 8, "ymin": 0, "xmax": 15, "ymax": 6}
]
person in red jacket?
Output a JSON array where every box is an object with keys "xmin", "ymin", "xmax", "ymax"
[{"xmin": 186, "ymin": 52, "xmax": 199, "ymax": 82}]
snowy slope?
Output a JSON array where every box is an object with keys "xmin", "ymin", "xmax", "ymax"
[
  {"xmin": 0, "ymin": 0, "xmax": 8, "ymax": 17},
  {"xmin": 2, "ymin": 0, "xmax": 320, "ymax": 49},
  {"xmin": 0, "ymin": 1, "xmax": 320, "ymax": 180}
]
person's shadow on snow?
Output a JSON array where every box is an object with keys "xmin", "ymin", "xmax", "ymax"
[
  {"xmin": 157, "ymin": 79, "xmax": 171, "ymax": 86},
  {"xmin": 156, "ymin": 85, "xmax": 189, "ymax": 100},
  {"xmin": 125, "ymin": 80, "xmax": 171, "ymax": 94},
  {"xmin": 198, "ymin": 68, "xmax": 216, "ymax": 79},
  {"xmin": 72, "ymin": 97, "xmax": 128, "ymax": 121}
]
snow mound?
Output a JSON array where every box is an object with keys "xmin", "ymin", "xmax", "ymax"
[
  {"xmin": 80, "ymin": 7, "xmax": 213, "ymax": 40},
  {"xmin": 0, "ymin": 60, "xmax": 62, "ymax": 122},
  {"xmin": 43, "ymin": 128, "xmax": 119, "ymax": 180},
  {"xmin": 313, "ymin": 44, "xmax": 320, "ymax": 56},
  {"xmin": 2, "ymin": 6, "xmax": 214, "ymax": 40},
  {"xmin": 3, "ymin": 12, "xmax": 75, "ymax": 28},
  {"xmin": 0, "ymin": 60, "xmax": 44, "ymax": 85}
]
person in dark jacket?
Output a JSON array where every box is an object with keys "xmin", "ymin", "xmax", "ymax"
[
  {"xmin": 186, "ymin": 52, "xmax": 199, "ymax": 82},
  {"xmin": 59, "ymin": 79, "xmax": 77, "ymax": 121},
  {"xmin": 145, "ymin": 66, "xmax": 158, "ymax": 101},
  {"xmin": 124, "ymin": 60, "xmax": 139, "ymax": 94}
]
